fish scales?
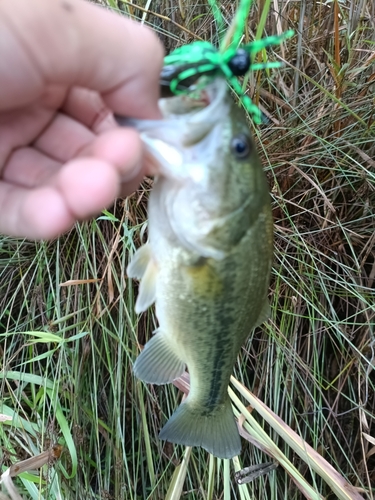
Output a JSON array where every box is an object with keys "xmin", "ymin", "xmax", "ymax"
[{"xmin": 123, "ymin": 78, "xmax": 273, "ymax": 458}]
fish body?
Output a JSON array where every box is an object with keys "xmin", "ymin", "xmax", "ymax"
[{"xmin": 124, "ymin": 79, "xmax": 273, "ymax": 459}]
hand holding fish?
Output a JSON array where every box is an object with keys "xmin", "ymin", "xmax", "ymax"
[{"xmin": 0, "ymin": 0, "xmax": 163, "ymax": 239}]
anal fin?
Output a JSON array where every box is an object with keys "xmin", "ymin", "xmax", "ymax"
[{"xmin": 134, "ymin": 330, "xmax": 185, "ymax": 384}]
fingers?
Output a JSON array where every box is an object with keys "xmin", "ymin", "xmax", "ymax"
[
  {"xmin": 0, "ymin": 159, "xmax": 119, "ymax": 239},
  {"xmin": 32, "ymin": 112, "xmax": 95, "ymax": 162},
  {"xmin": 0, "ymin": 183, "xmax": 75, "ymax": 240},
  {"xmin": 2, "ymin": 148, "xmax": 61, "ymax": 188},
  {"xmin": 37, "ymin": 125, "xmax": 145, "ymax": 188},
  {"xmin": 0, "ymin": 128, "xmax": 145, "ymax": 239},
  {"xmin": 56, "ymin": 158, "xmax": 120, "ymax": 220},
  {"xmin": 0, "ymin": 0, "xmax": 164, "ymax": 118},
  {"xmin": 0, "ymin": 88, "xmax": 115, "ymax": 168},
  {"xmin": 61, "ymin": 87, "xmax": 116, "ymax": 133},
  {"xmin": 75, "ymin": 127, "xmax": 145, "ymax": 195},
  {"xmin": 4, "ymin": 126, "xmax": 143, "ymax": 190}
]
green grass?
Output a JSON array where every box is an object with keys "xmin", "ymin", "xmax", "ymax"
[{"xmin": 1, "ymin": 0, "xmax": 375, "ymax": 498}]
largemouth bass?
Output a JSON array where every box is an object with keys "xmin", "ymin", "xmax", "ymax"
[{"xmin": 121, "ymin": 79, "xmax": 273, "ymax": 459}]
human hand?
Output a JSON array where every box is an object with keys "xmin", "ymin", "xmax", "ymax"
[{"xmin": 0, "ymin": 0, "xmax": 163, "ymax": 239}]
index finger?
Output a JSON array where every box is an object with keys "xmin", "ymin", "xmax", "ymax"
[{"xmin": 0, "ymin": 0, "xmax": 164, "ymax": 118}]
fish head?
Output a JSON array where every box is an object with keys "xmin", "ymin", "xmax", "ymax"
[{"xmin": 118, "ymin": 79, "xmax": 271, "ymax": 259}]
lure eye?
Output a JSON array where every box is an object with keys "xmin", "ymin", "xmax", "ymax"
[
  {"xmin": 231, "ymin": 133, "xmax": 252, "ymax": 159},
  {"xmin": 228, "ymin": 48, "xmax": 251, "ymax": 76}
]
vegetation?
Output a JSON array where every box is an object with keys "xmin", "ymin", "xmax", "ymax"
[{"xmin": 1, "ymin": 0, "xmax": 374, "ymax": 498}]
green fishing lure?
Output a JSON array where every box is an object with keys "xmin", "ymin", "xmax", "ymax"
[{"xmin": 161, "ymin": 0, "xmax": 293, "ymax": 123}]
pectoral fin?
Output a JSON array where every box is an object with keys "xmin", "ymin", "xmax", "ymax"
[
  {"xmin": 127, "ymin": 244, "xmax": 157, "ymax": 313},
  {"xmin": 134, "ymin": 330, "xmax": 185, "ymax": 384},
  {"xmin": 127, "ymin": 244, "xmax": 152, "ymax": 279}
]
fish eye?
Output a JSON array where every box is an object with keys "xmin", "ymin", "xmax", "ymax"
[{"xmin": 231, "ymin": 133, "xmax": 252, "ymax": 159}]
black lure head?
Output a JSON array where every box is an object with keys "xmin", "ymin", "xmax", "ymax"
[{"xmin": 228, "ymin": 48, "xmax": 251, "ymax": 76}]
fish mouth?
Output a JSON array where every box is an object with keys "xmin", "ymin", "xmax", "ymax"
[
  {"xmin": 158, "ymin": 78, "xmax": 228, "ymax": 141},
  {"xmin": 158, "ymin": 77, "xmax": 226, "ymax": 115},
  {"xmin": 115, "ymin": 78, "xmax": 228, "ymax": 144},
  {"xmin": 115, "ymin": 78, "xmax": 229, "ymax": 177}
]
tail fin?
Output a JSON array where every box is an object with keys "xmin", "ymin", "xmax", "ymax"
[{"xmin": 159, "ymin": 396, "xmax": 241, "ymax": 459}]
